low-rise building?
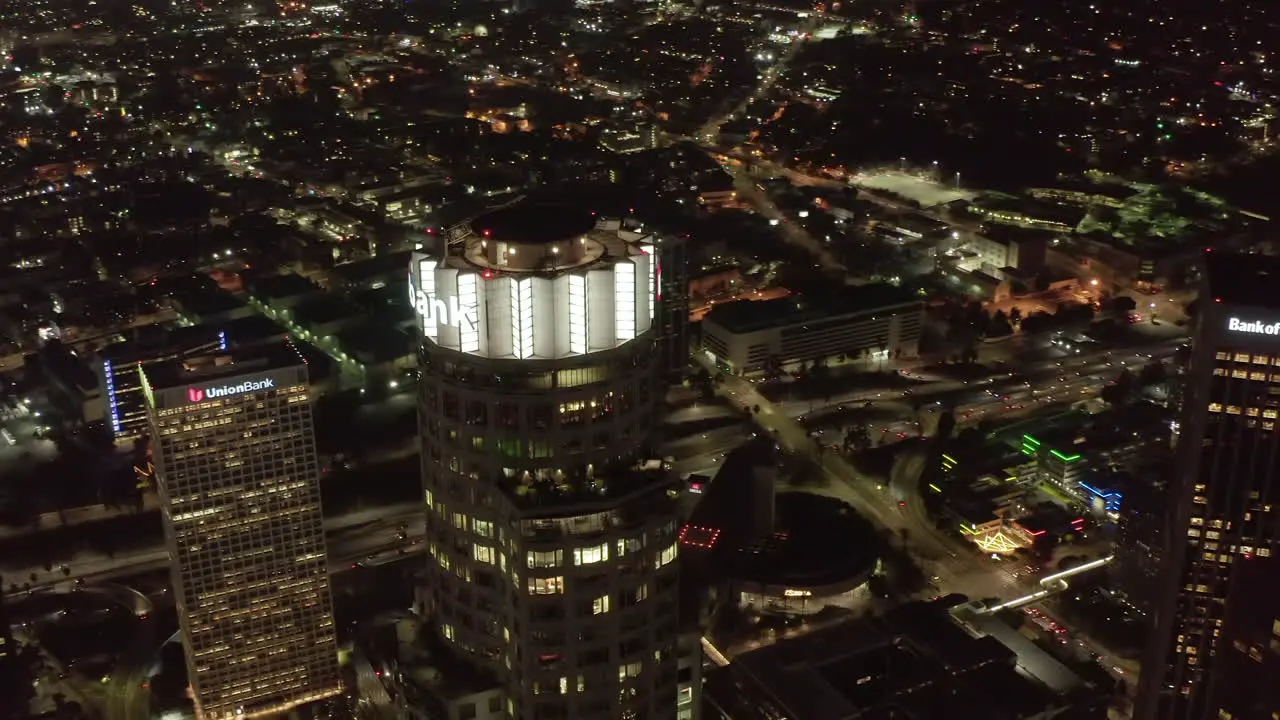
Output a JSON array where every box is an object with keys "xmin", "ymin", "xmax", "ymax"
[
  {"xmin": 701, "ymin": 286, "xmax": 922, "ymax": 374},
  {"xmin": 708, "ymin": 599, "xmax": 1096, "ymax": 720}
]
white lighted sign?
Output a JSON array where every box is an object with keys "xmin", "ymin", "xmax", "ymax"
[
  {"xmin": 783, "ymin": 589, "xmax": 812, "ymax": 598},
  {"xmin": 187, "ymin": 377, "xmax": 275, "ymax": 403},
  {"xmin": 1227, "ymin": 318, "xmax": 1280, "ymax": 336},
  {"xmin": 411, "ymin": 282, "xmax": 478, "ymax": 332}
]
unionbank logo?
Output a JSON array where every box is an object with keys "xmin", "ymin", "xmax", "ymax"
[
  {"xmin": 1227, "ymin": 318, "xmax": 1280, "ymax": 336},
  {"xmin": 186, "ymin": 377, "xmax": 276, "ymax": 404}
]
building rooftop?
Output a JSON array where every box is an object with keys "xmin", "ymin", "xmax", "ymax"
[
  {"xmin": 704, "ymin": 285, "xmax": 920, "ymax": 335},
  {"xmin": 710, "ymin": 600, "xmax": 1067, "ymax": 720},
  {"xmin": 952, "ymin": 608, "xmax": 1084, "ymax": 695},
  {"xmin": 291, "ymin": 293, "xmax": 353, "ymax": 328},
  {"xmin": 98, "ymin": 323, "xmax": 225, "ymax": 362},
  {"xmin": 335, "ymin": 321, "xmax": 412, "ymax": 364},
  {"xmin": 218, "ymin": 313, "xmax": 290, "ymax": 345},
  {"xmin": 141, "ymin": 340, "xmax": 311, "ymax": 392},
  {"xmin": 470, "ymin": 202, "xmax": 597, "ymax": 246},
  {"xmin": 328, "ymin": 251, "xmax": 414, "ymax": 289},
  {"xmin": 348, "ymin": 285, "xmax": 414, "ymax": 328},
  {"xmin": 1203, "ymin": 250, "xmax": 1280, "ymax": 308},
  {"xmin": 166, "ymin": 277, "xmax": 248, "ymax": 319},
  {"xmin": 245, "ymin": 272, "xmax": 322, "ymax": 303}
]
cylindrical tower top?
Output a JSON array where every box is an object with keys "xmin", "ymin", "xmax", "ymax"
[
  {"xmin": 470, "ymin": 203, "xmax": 599, "ymax": 270},
  {"xmin": 410, "ymin": 203, "xmax": 661, "ymax": 361}
]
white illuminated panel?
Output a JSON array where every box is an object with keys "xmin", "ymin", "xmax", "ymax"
[
  {"xmin": 568, "ymin": 274, "xmax": 587, "ymax": 355},
  {"xmin": 418, "ymin": 257, "xmax": 439, "ymax": 341},
  {"xmin": 458, "ymin": 273, "xmax": 480, "ymax": 353},
  {"xmin": 511, "ymin": 277, "xmax": 534, "ymax": 359},
  {"xmin": 615, "ymin": 261, "xmax": 636, "ymax": 343},
  {"xmin": 411, "ymin": 251, "xmax": 657, "ymax": 360},
  {"xmin": 641, "ymin": 244, "xmax": 656, "ymax": 321}
]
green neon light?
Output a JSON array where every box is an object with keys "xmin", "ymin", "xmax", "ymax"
[
  {"xmin": 1050, "ymin": 449, "xmax": 1082, "ymax": 463},
  {"xmin": 929, "ymin": 483, "xmax": 942, "ymax": 493},
  {"xmin": 942, "ymin": 454, "xmax": 956, "ymax": 464},
  {"xmin": 1022, "ymin": 434, "xmax": 1042, "ymax": 446},
  {"xmin": 139, "ymin": 365, "xmax": 155, "ymax": 410}
]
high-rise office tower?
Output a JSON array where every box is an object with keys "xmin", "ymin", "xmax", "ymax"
[
  {"xmin": 142, "ymin": 346, "xmax": 341, "ymax": 720},
  {"xmin": 0, "ymin": 574, "xmax": 25, "ymax": 720},
  {"xmin": 97, "ymin": 325, "xmax": 228, "ymax": 443},
  {"xmin": 412, "ymin": 202, "xmax": 682, "ymax": 720},
  {"xmin": 1136, "ymin": 252, "xmax": 1280, "ymax": 720}
]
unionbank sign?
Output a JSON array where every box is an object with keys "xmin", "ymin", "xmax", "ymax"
[
  {"xmin": 186, "ymin": 377, "xmax": 276, "ymax": 404},
  {"xmin": 1227, "ymin": 318, "xmax": 1280, "ymax": 336}
]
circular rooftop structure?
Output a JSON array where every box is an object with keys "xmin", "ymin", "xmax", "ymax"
[
  {"xmin": 723, "ymin": 492, "xmax": 881, "ymax": 612},
  {"xmin": 466, "ymin": 202, "xmax": 603, "ymax": 271},
  {"xmin": 471, "ymin": 202, "xmax": 597, "ymax": 246}
]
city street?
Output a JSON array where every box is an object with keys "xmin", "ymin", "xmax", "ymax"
[
  {"xmin": 697, "ymin": 331, "xmax": 1186, "ymax": 606},
  {"xmin": 709, "ymin": 365, "xmax": 1017, "ymax": 601},
  {"xmin": 0, "ymin": 502, "xmax": 423, "ymax": 598}
]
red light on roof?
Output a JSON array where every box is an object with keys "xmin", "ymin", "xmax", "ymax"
[
  {"xmin": 679, "ymin": 524, "xmax": 722, "ymax": 549},
  {"xmin": 483, "ymin": 229, "xmax": 491, "ymax": 237},
  {"xmin": 1215, "ymin": 298, "xmax": 1222, "ymax": 303},
  {"xmin": 482, "ymin": 270, "xmax": 494, "ymax": 279}
]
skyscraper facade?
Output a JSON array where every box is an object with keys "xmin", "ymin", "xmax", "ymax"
[
  {"xmin": 413, "ymin": 203, "xmax": 682, "ymax": 720},
  {"xmin": 143, "ymin": 347, "xmax": 341, "ymax": 720},
  {"xmin": 0, "ymin": 573, "xmax": 25, "ymax": 720},
  {"xmin": 1136, "ymin": 253, "xmax": 1280, "ymax": 720},
  {"xmin": 97, "ymin": 325, "xmax": 228, "ymax": 442}
]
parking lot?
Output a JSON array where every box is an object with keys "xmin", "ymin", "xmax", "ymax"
[{"xmin": 0, "ymin": 397, "xmax": 58, "ymax": 478}]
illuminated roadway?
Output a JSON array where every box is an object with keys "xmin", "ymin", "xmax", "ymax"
[
  {"xmin": 1, "ymin": 502, "xmax": 425, "ymax": 599},
  {"xmin": 697, "ymin": 335, "xmax": 1185, "ymax": 606}
]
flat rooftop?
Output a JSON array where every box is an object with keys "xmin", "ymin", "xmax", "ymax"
[
  {"xmin": 167, "ymin": 279, "xmax": 247, "ymax": 318},
  {"xmin": 292, "ymin": 293, "xmax": 353, "ymax": 327},
  {"xmin": 348, "ymin": 285, "xmax": 414, "ymax": 327},
  {"xmin": 99, "ymin": 324, "xmax": 223, "ymax": 361},
  {"xmin": 953, "ymin": 608, "xmax": 1084, "ymax": 695},
  {"xmin": 704, "ymin": 285, "xmax": 920, "ymax": 335},
  {"xmin": 329, "ymin": 251, "xmax": 414, "ymax": 287},
  {"xmin": 712, "ymin": 601, "xmax": 1062, "ymax": 720},
  {"xmin": 142, "ymin": 340, "xmax": 310, "ymax": 391},
  {"xmin": 471, "ymin": 202, "xmax": 597, "ymax": 245},
  {"xmin": 246, "ymin": 272, "xmax": 321, "ymax": 302},
  {"xmin": 335, "ymin": 321, "xmax": 412, "ymax": 364}
]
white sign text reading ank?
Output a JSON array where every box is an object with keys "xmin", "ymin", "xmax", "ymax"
[
  {"xmin": 412, "ymin": 287, "xmax": 479, "ymax": 332},
  {"xmin": 1228, "ymin": 318, "xmax": 1280, "ymax": 336}
]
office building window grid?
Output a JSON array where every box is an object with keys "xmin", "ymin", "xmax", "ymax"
[
  {"xmin": 152, "ymin": 382, "xmax": 340, "ymax": 720},
  {"xmin": 1155, "ymin": 347, "xmax": 1280, "ymax": 711}
]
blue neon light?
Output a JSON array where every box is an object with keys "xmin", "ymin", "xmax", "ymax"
[
  {"xmin": 218, "ymin": 330, "xmax": 228, "ymax": 351},
  {"xmin": 1079, "ymin": 482, "xmax": 1122, "ymax": 511},
  {"xmin": 103, "ymin": 360, "xmax": 121, "ymax": 433}
]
